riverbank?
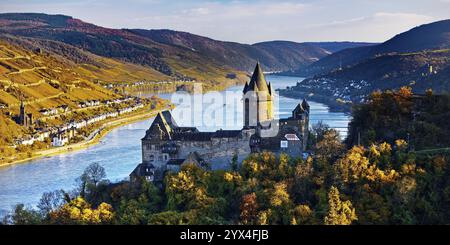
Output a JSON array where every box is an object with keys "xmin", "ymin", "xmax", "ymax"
[{"xmin": 0, "ymin": 104, "xmax": 173, "ymax": 168}]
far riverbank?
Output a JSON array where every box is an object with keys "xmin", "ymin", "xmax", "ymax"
[
  {"xmin": 267, "ymin": 73, "xmax": 353, "ymax": 113},
  {"xmin": 279, "ymin": 89, "xmax": 353, "ymax": 113},
  {"xmin": 0, "ymin": 104, "xmax": 173, "ymax": 168}
]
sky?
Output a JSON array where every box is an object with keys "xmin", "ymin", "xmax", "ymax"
[{"xmin": 1, "ymin": 0, "xmax": 450, "ymax": 44}]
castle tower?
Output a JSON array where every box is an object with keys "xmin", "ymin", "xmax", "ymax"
[
  {"xmin": 19, "ymin": 101, "xmax": 26, "ymax": 126},
  {"xmin": 242, "ymin": 62, "xmax": 274, "ymax": 128}
]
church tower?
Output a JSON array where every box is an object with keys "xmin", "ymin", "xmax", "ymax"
[
  {"xmin": 19, "ymin": 101, "xmax": 26, "ymax": 126},
  {"xmin": 243, "ymin": 62, "xmax": 274, "ymax": 128}
]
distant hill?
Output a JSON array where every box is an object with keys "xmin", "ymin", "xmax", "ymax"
[
  {"xmin": 281, "ymin": 19, "xmax": 450, "ymax": 110},
  {"xmin": 284, "ymin": 49, "xmax": 450, "ymax": 106},
  {"xmin": 0, "ymin": 13, "xmax": 174, "ymax": 73},
  {"xmin": 303, "ymin": 41, "xmax": 376, "ymax": 53},
  {"xmin": 128, "ymin": 30, "xmax": 330, "ymax": 72},
  {"xmin": 251, "ymin": 41, "xmax": 329, "ymax": 71},
  {"xmin": 0, "ymin": 13, "xmax": 343, "ymax": 78},
  {"xmin": 0, "ymin": 13, "xmax": 381, "ymax": 79},
  {"xmin": 293, "ymin": 20, "xmax": 450, "ymax": 76},
  {"xmin": 371, "ymin": 19, "xmax": 450, "ymax": 54}
]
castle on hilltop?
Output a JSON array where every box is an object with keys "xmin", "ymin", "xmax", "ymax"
[{"xmin": 130, "ymin": 63, "xmax": 310, "ymax": 182}]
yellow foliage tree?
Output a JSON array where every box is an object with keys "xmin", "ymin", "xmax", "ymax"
[
  {"xmin": 324, "ymin": 186, "xmax": 357, "ymax": 225},
  {"xmin": 269, "ymin": 182, "xmax": 290, "ymax": 207},
  {"xmin": 291, "ymin": 204, "xmax": 314, "ymax": 225},
  {"xmin": 49, "ymin": 197, "xmax": 113, "ymax": 225}
]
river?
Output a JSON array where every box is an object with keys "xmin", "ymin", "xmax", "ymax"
[{"xmin": 0, "ymin": 75, "xmax": 349, "ymax": 216}]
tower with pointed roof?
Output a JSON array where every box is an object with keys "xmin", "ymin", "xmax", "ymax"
[
  {"xmin": 19, "ymin": 100, "xmax": 26, "ymax": 125},
  {"xmin": 243, "ymin": 62, "xmax": 274, "ymax": 128},
  {"xmin": 17, "ymin": 100, "xmax": 33, "ymax": 127}
]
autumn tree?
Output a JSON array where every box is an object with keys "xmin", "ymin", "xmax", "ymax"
[
  {"xmin": 240, "ymin": 193, "xmax": 259, "ymax": 224},
  {"xmin": 315, "ymin": 129, "xmax": 345, "ymax": 162},
  {"xmin": 291, "ymin": 204, "xmax": 316, "ymax": 225},
  {"xmin": 48, "ymin": 197, "xmax": 114, "ymax": 225},
  {"xmin": 324, "ymin": 186, "xmax": 357, "ymax": 225},
  {"xmin": 165, "ymin": 164, "xmax": 214, "ymax": 212}
]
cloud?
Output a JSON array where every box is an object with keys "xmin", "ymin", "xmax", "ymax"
[
  {"xmin": 0, "ymin": 0, "xmax": 445, "ymax": 43},
  {"xmin": 307, "ymin": 12, "xmax": 436, "ymax": 42},
  {"xmin": 127, "ymin": 1, "xmax": 308, "ymax": 43},
  {"xmin": 172, "ymin": 1, "xmax": 307, "ymax": 20}
]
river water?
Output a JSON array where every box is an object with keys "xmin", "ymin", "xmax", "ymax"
[{"xmin": 0, "ymin": 75, "xmax": 349, "ymax": 215}]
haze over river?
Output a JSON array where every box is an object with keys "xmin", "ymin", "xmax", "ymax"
[{"xmin": 0, "ymin": 75, "xmax": 349, "ymax": 215}]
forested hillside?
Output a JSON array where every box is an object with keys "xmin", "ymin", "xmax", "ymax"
[{"xmin": 293, "ymin": 19, "xmax": 450, "ymax": 76}]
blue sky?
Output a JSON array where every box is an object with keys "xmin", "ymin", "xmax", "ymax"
[{"xmin": 1, "ymin": 0, "xmax": 449, "ymax": 43}]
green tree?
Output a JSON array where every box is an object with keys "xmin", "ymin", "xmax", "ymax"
[
  {"xmin": 231, "ymin": 153, "xmax": 239, "ymax": 171},
  {"xmin": 37, "ymin": 190, "xmax": 64, "ymax": 216},
  {"xmin": 3, "ymin": 204, "xmax": 43, "ymax": 225},
  {"xmin": 76, "ymin": 162, "xmax": 107, "ymax": 203}
]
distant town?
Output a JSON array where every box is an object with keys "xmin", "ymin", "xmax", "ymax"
[{"xmin": 13, "ymin": 96, "xmax": 145, "ymax": 147}]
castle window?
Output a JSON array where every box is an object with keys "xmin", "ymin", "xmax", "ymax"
[
  {"xmin": 163, "ymin": 154, "xmax": 169, "ymax": 161},
  {"xmin": 151, "ymin": 145, "xmax": 156, "ymax": 150},
  {"xmin": 149, "ymin": 154, "xmax": 155, "ymax": 163}
]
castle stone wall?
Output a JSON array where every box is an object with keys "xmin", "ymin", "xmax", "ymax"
[{"xmin": 175, "ymin": 136, "xmax": 251, "ymax": 170}]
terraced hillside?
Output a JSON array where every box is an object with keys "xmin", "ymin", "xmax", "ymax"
[{"xmin": 0, "ymin": 35, "xmax": 169, "ymax": 145}]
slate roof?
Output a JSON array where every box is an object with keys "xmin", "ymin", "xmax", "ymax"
[
  {"xmin": 302, "ymin": 99, "xmax": 310, "ymax": 112},
  {"xmin": 142, "ymin": 111, "xmax": 173, "ymax": 140},
  {"xmin": 143, "ymin": 110, "xmax": 243, "ymax": 142},
  {"xmin": 243, "ymin": 62, "xmax": 272, "ymax": 95},
  {"xmin": 212, "ymin": 130, "xmax": 242, "ymax": 138},
  {"xmin": 174, "ymin": 127, "xmax": 199, "ymax": 133},
  {"xmin": 183, "ymin": 152, "xmax": 208, "ymax": 168},
  {"xmin": 162, "ymin": 110, "xmax": 178, "ymax": 128},
  {"xmin": 130, "ymin": 163, "xmax": 155, "ymax": 177},
  {"xmin": 293, "ymin": 99, "xmax": 310, "ymax": 118},
  {"xmin": 172, "ymin": 131, "xmax": 215, "ymax": 141},
  {"xmin": 166, "ymin": 159, "xmax": 185, "ymax": 165}
]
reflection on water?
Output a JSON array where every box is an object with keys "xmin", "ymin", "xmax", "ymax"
[{"xmin": 0, "ymin": 75, "xmax": 350, "ymax": 215}]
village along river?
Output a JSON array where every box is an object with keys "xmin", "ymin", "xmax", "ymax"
[{"xmin": 0, "ymin": 75, "xmax": 349, "ymax": 215}]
